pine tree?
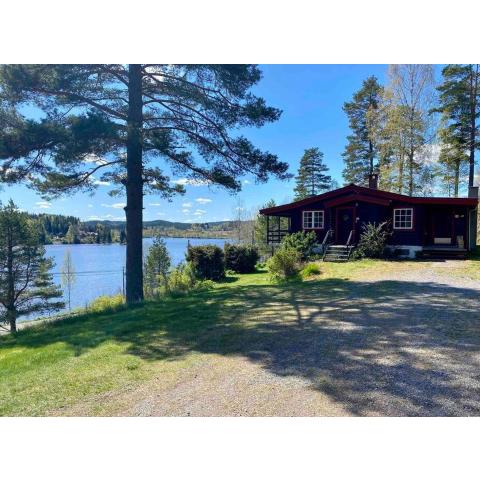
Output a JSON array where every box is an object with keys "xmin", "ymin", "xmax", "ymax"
[
  {"xmin": 65, "ymin": 224, "xmax": 80, "ymax": 244},
  {"xmin": 435, "ymin": 64, "xmax": 480, "ymax": 188},
  {"xmin": 144, "ymin": 236, "xmax": 171, "ymax": 297},
  {"xmin": 342, "ymin": 76, "xmax": 383, "ymax": 185},
  {"xmin": 0, "ymin": 200, "xmax": 64, "ymax": 332},
  {"xmin": 293, "ymin": 148, "xmax": 332, "ymax": 200},
  {"xmin": 0, "ymin": 65, "xmax": 289, "ymax": 304}
]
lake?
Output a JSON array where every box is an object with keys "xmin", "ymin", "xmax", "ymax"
[{"xmin": 40, "ymin": 237, "xmax": 230, "ymax": 316}]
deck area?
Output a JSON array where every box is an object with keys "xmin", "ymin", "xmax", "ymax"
[{"xmin": 421, "ymin": 245, "xmax": 468, "ymax": 259}]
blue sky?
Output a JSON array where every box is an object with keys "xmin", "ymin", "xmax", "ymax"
[{"xmin": 1, "ymin": 65, "xmax": 402, "ymax": 222}]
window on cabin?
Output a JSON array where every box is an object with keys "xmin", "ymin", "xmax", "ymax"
[
  {"xmin": 393, "ymin": 208, "xmax": 413, "ymax": 229},
  {"xmin": 303, "ymin": 210, "xmax": 324, "ymax": 229}
]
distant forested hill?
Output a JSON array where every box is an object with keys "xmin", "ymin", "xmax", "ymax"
[
  {"xmin": 28, "ymin": 213, "xmax": 241, "ymax": 244},
  {"xmin": 82, "ymin": 219, "xmax": 238, "ymax": 231}
]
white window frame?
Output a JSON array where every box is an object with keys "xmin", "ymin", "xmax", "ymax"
[
  {"xmin": 393, "ymin": 208, "xmax": 414, "ymax": 230},
  {"xmin": 302, "ymin": 210, "xmax": 324, "ymax": 230}
]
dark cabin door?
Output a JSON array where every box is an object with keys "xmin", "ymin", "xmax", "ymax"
[
  {"xmin": 429, "ymin": 209, "xmax": 453, "ymax": 245},
  {"xmin": 336, "ymin": 207, "xmax": 355, "ymax": 244}
]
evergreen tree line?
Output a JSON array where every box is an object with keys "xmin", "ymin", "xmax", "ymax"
[
  {"xmin": 342, "ymin": 64, "xmax": 480, "ymax": 197},
  {"xmin": 28, "ymin": 213, "xmax": 115, "ymax": 244}
]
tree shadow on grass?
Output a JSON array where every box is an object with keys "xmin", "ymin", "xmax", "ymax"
[{"xmin": 3, "ymin": 277, "xmax": 480, "ymax": 416}]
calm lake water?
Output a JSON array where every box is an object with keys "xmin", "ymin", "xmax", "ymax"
[{"xmin": 39, "ymin": 237, "xmax": 230, "ymax": 317}]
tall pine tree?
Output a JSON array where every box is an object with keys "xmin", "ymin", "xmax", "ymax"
[
  {"xmin": 0, "ymin": 65, "xmax": 289, "ymax": 304},
  {"xmin": 293, "ymin": 148, "xmax": 332, "ymax": 200},
  {"xmin": 435, "ymin": 64, "xmax": 480, "ymax": 189},
  {"xmin": 0, "ymin": 200, "xmax": 64, "ymax": 332},
  {"xmin": 342, "ymin": 76, "xmax": 383, "ymax": 185}
]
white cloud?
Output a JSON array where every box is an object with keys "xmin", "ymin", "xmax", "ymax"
[
  {"xmin": 243, "ymin": 179, "xmax": 251, "ymax": 184},
  {"xmin": 87, "ymin": 214, "xmax": 124, "ymax": 221},
  {"xmin": 173, "ymin": 178, "xmax": 210, "ymax": 187},
  {"xmin": 156, "ymin": 212, "xmax": 166, "ymax": 216},
  {"xmin": 87, "ymin": 204, "xmax": 93, "ymax": 208},
  {"xmin": 195, "ymin": 197, "xmax": 212, "ymax": 205},
  {"xmin": 93, "ymin": 179, "xmax": 111, "ymax": 186},
  {"xmin": 193, "ymin": 209, "xmax": 207, "ymax": 216},
  {"xmin": 182, "ymin": 208, "xmax": 190, "ymax": 213},
  {"xmin": 101, "ymin": 202, "xmax": 126, "ymax": 209},
  {"xmin": 35, "ymin": 201, "xmax": 51, "ymax": 210},
  {"xmin": 149, "ymin": 202, "xmax": 161, "ymax": 206},
  {"xmin": 182, "ymin": 202, "xmax": 193, "ymax": 208},
  {"xmin": 84, "ymin": 154, "xmax": 109, "ymax": 166}
]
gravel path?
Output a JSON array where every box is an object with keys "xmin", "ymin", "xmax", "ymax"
[{"xmin": 62, "ymin": 261, "xmax": 480, "ymax": 417}]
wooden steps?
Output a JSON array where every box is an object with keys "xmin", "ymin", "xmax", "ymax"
[{"xmin": 323, "ymin": 245, "xmax": 353, "ymax": 262}]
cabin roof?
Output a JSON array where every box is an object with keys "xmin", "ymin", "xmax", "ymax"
[{"xmin": 259, "ymin": 184, "xmax": 478, "ymax": 215}]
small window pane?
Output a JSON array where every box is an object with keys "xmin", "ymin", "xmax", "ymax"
[
  {"xmin": 303, "ymin": 211, "xmax": 324, "ymax": 229},
  {"xmin": 393, "ymin": 208, "xmax": 413, "ymax": 229}
]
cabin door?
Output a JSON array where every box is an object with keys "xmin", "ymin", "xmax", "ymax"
[
  {"xmin": 336, "ymin": 207, "xmax": 355, "ymax": 244},
  {"xmin": 429, "ymin": 209, "xmax": 453, "ymax": 245}
]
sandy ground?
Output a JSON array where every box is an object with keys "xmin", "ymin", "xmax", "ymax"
[{"xmin": 60, "ymin": 261, "xmax": 480, "ymax": 417}]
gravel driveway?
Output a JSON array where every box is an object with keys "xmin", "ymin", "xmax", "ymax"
[{"xmin": 64, "ymin": 261, "xmax": 480, "ymax": 417}]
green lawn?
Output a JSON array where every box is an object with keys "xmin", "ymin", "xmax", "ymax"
[
  {"xmin": 1, "ymin": 256, "xmax": 478, "ymax": 416},
  {"xmin": 0, "ymin": 270, "xmax": 272, "ymax": 415}
]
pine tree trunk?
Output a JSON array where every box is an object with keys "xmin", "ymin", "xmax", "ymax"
[
  {"xmin": 368, "ymin": 140, "xmax": 374, "ymax": 175},
  {"xmin": 7, "ymin": 309, "xmax": 17, "ymax": 333},
  {"xmin": 454, "ymin": 159, "xmax": 460, "ymax": 197},
  {"xmin": 6, "ymin": 229, "xmax": 16, "ymax": 332},
  {"xmin": 408, "ymin": 148, "xmax": 414, "ymax": 196},
  {"xmin": 125, "ymin": 64, "xmax": 144, "ymax": 304},
  {"xmin": 398, "ymin": 156, "xmax": 404, "ymax": 194},
  {"xmin": 468, "ymin": 65, "xmax": 477, "ymax": 188},
  {"xmin": 469, "ymin": 108, "xmax": 476, "ymax": 188}
]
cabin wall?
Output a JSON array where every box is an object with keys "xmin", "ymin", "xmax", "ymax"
[{"xmin": 288, "ymin": 201, "xmax": 473, "ymax": 248}]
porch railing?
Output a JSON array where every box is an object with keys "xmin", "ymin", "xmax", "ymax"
[
  {"xmin": 346, "ymin": 230, "xmax": 354, "ymax": 246},
  {"xmin": 266, "ymin": 229, "xmax": 290, "ymax": 244},
  {"xmin": 322, "ymin": 229, "xmax": 333, "ymax": 247}
]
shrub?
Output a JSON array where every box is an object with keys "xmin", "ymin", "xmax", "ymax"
[
  {"xmin": 266, "ymin": 247, "xmax": 302, "ymax": 280},
  {"xmin": 301, "ymin": 262, "xmax": 321, "ymax": 279},
  {"xmin": 186, "ymin": 245, "xmax": 225, "ymax": 281},
  {"xmin": 88, "ymin": 294, "xmax": 125, "ymax": 313},
  {"xmin": 168, "ymin": 262, "xmax": 196, "ymax": 295},
  {"xmin": 224, "ymin": 243, "xmax": 259, "ymax": 273},
  {"xmin": 194, "ymin": 279, "xmax": 216, "ymax": 291},
  {"xmin": 281, "ymin": 231, "xmax": 317, "ymax": 260},
  {"xmin": 352, "ymin": 221, "xmax": 391, "ymax": 259}
]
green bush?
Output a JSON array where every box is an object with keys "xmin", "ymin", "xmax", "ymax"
[
  {"xmin": 186, "ymin": 245, "xmax": 225, "ymax": 281},
  {"xmin": 352, "ymin": 222, "xmax": 391, "ymax": 259},
  {"xmin": 194, "ymin": 279, "xmax": 216, "ymax": 291},
  {"xmin": 168, "ymin": 262, "xmax": 196, "ymax": 295},
  {"xmin": 266, "ymin": 247, "xmax": 302, "ymax": 280},
  {"xmin": 88, "ymin": 294, "xmax": 125, "ymax": 313},
  {"xmin": 301, "ymin": 262, "xmax": 321, "ymax": 279},
  {"xmin": 281, "ymin": 231, "xmax": 317, "ymax": 260},
  {"xmin": 224, "ymin": 243, "xmax": 259, "ymax": 273}
]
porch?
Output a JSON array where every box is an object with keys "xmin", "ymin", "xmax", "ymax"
[{"xmin": 265, "ymin": 215, "xmax": 292, "ymax": 244}]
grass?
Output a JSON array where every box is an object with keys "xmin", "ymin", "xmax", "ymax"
[
  {"xmin": 0, "ymin": 270, "xmax": 271, "ymax": 416},
  {"xmin": 1, "ymin": 255, "xmax": 478, "ymax": 416}
]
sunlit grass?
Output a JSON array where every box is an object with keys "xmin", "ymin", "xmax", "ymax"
[{"xmin": 1, "ymin": 255, "xmax": 477, "ymax": 416}]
